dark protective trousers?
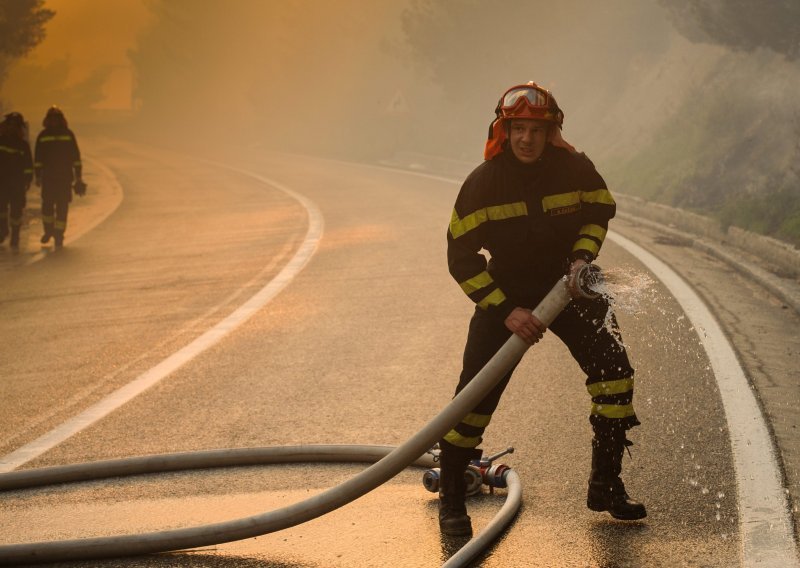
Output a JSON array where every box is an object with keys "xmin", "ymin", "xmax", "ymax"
[
  {"xmin": 41, "ymin": 180, "xmax": 72, "ymax": 238},
  {"xmin": 442, "ymin": 294, "xmax": 639, "ymax": 451},
  {"xmin": 0, "ymin": 185, "xmax": 26, "ymax": 235}
]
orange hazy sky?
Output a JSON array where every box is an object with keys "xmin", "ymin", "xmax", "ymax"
[{"xmin": 8, "ymin": 0, "xmax": 152, "ymax": 109}]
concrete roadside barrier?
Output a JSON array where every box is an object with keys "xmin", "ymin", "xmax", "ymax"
[{"xmin": 614, "ymin": 193, "xmax": 800, "ymax": 316}]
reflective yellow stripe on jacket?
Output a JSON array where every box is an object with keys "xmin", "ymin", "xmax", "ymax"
[
  {"xmin": 581, "ymin": 188, "xmax": 615, "ymax": 205},
  {"xmin": 38, "ymin": 135, "xmax": 74, "ymax": 142},
  {"xmin": 573, "ymin": 223, "xmax": 608, "ymax": 257},
  {"xmin": 542, "ymin": 191, "xmax": 580, "ymax": 212},
  {"xmin": 449, "ymin": 201, "xmax": 527, "ymax": 239}
]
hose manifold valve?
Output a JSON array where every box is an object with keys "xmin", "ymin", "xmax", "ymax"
[{"xmin": 422, "ymin": 446, "xmax": 515, "ymax": 496}]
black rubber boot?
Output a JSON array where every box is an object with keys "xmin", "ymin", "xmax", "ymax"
[
  {"xmin": 587, "ymin": 433, "xmax": 647, "ymax": 520},
  {"xmin": 40, "ymin": 227, "xmax": 53, "ymax": 244},
  {"xmin": 438, "ymin": 444, "xmax": 480, "ymax": 536},
  {"xmin": 54, "ymin": 231, "xmax": 64, "ymax": 250}
]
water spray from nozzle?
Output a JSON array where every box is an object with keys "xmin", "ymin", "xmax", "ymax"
[{"xmin": 575, "ymin": 263, "xmax": 604, "ymax": 299}]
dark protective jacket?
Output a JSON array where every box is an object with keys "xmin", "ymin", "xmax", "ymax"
[
  {"xmin": 34, "ymin": 126, "xmax": 81, "ymax": 188},
  {"xmin": 447, "ymin": 144, "xmax": 616, "ymax": 321},
  {"xmin": 0, "ymin": 133, "xmax": 33, "ymax": 190}
]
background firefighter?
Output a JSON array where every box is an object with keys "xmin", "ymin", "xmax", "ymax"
[
  {"xmin": 0, "ymin": 112, "xmax": 33, "ymax": 251},
  {"xmin": 34, "ymin": 106, "xmax": 84, "ymax": 249},
  {"xmin": 439, "ymin": 81, "xmax": 646, "ymax": 537}
]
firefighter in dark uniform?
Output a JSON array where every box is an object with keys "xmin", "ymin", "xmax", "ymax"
[
  {"xmin": 439, "ymin": 82, "xmax": 646, "ymax": 536},
  {"xmin": 0, "ymin": 112, "xmax": 33, "ymax": 250},
  {"xmin": 34, "ymin": 106, "xmax": 84, "ymax": 249}
]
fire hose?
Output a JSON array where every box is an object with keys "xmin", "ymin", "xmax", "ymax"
[{"xmin": 0, "ymin": 265, "xmax": 603, "ymax": 566}]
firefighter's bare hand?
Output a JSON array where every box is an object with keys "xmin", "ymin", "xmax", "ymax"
[
  {"xmin": 504, "ymin": 307, "xmax": 546, "ymax": 345},
  {"xmin": 567, "ymin": 258, "xmax": 589, "ymax": 299}
]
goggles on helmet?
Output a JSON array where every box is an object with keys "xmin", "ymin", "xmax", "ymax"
[{"xmin": 498, "ymin": 82, "xmax": 562, "ymax": 125}]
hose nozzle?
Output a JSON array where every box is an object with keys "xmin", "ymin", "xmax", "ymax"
[{"xmin": 575, "ymin": 263, "xmax": 604, "ymax": 299}]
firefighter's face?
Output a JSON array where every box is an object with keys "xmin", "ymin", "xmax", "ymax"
[{"xmin": 508, "ymin": 119, "xmax": 549, "ymax": 163}]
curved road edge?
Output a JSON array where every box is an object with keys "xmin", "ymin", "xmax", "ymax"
[{"xmin": 608, "ymin": 231, "xmax": 799, "ymax": 568}]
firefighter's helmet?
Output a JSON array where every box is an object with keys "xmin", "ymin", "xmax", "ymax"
[
  {"xmin": 43, "ymin": 105, "xmax": 67, "ymax": 128},
  {"xmin": 1, "ymin": 112, "xmax": 28, "ymax": 140},
  {"xmin": 3, "ymin": 112, "xmax": 25, "ymax": 127},
  {"xmin": 484, "ymin": 81, "xmax": 573, "ymax": 160},
  {"xmin": 497, "ymin": 82, "xmax": 564, "ymax": 126}
]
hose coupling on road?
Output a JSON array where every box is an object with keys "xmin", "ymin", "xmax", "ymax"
[{"xmin": 422, "ymin": 446, "xmax": 515, "ymax": 496}]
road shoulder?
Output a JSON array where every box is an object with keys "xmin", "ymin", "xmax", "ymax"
[{"xmin": 612, "ymin": 214, "xmax": 800, "ymax": 541}]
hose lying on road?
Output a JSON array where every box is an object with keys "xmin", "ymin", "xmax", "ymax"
[
  {"xmin": 0, "ymin": 446, "xmax": 521, "ymax": 568},
  {"xmin": 0, "ymin": 272, "xmax": 588, "ymax": 567}
]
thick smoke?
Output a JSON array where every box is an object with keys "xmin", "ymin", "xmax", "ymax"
[
  {"xmin": 128, "ymin": 0, "xmax": 412, "ymax": 159},
  {"xmin": 5, "ymin": 0, "xmax": 798, "ymax": 242}
]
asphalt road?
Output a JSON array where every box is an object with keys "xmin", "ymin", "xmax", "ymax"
[{"xmin": 0, "ymin": 139, "xmax": 797, "ymax": 567}]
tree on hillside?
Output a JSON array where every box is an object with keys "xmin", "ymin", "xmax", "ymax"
[
  {"xmin": 0, "ymin": 0, "xmax": 53, "ymax": 58},
  {"xmin": 0, "ymin": 0, "xmax": 54, "ymax": 97},
  {"xmin": 659, "ymin": 0, "xmax": 800, "ymax": 60}
]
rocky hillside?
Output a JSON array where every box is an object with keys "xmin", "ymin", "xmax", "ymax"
[{"xmin": 593, "ymin": 37, "xmax": 800, "ymax": 246}]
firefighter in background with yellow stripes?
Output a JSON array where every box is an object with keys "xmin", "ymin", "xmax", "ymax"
[
  {"xmin": 439, "ymin": 82, "xmax": 645, "ymax": 536},
  {"xmin": 34, "ymin": 106, "xmax": 84, "ymax": 249},
  {"xmin": 0, "ymin": 112, "xmax": 33, "ymax": 250}
]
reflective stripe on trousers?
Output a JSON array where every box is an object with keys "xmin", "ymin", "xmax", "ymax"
[{"xmin": 442, "ymin": 294, "xmax": 639, "ymax": 449}]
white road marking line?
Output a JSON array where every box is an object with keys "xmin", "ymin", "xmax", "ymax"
[
  {"xmin": 0, "ymin": 168, "xmax": 323, "ymax": 473},
  {"xmin": 609, "ymin": 231, "xmax": 799, "ymax": 568}
]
